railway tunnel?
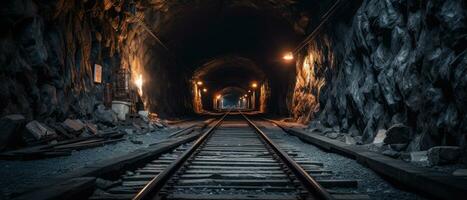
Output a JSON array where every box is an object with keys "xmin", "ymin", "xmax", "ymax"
[{"xmin": 0, "ymin": 0, "xmax": 467, "ymax": 200}]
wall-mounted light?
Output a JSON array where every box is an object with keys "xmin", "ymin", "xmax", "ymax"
[
  {"xmin": 283, "ymin": 52, "xmax": 294, "ymax": 61},
  {"xmin": 196, "ymin": 81, "xmax": 203, "ymax": 86},
  {"xmin": 202, "ymin": 88, "xmax": 207, "ymax": 93},
  {"xmin": 251, "ymin": 82, "xmax": 258, "ymax": 88},
  {"xmin": 216, "ymin": 94, "xmax": 221, "ymax": 100}
]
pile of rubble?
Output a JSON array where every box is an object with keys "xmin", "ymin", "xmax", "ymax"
[
  {"xmin": 0, "ymin": 104, "xmax": 167, "ymax": 160},
  {"xmin": 307, "ymin": 121, "xmax": 466, "ymax": 167}
]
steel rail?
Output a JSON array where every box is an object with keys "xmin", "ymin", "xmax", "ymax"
[
  {"xmin": 240, "ymin": 112, "xmax": 335, "ymax": 200},
  {"xmin": 132, "ymin": 112, "xmax": 229, "ymax": 200}
]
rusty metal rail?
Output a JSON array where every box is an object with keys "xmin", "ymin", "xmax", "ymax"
[
  {"xmin": 132, "ymin": 111, "xmax": 334, "ymax": 200},
  {"xmin": 240, "ymin": 112, "xmax": 334, "ymax": 200},
  {"xmin": 132, "ymin": 112, "xmax": 229, "ymax": 200}
]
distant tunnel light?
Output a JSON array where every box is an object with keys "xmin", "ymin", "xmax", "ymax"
[
  {"xmin": 283, "ymin": 52, "xmax": 294, "ymax": 61},
  {"xmin": 251, "ymin": 82, "xmax": 258, "ymax": 88},
  {"xmin": 196, "ymin": 81, "xmax": 203, "ymax": 86}
]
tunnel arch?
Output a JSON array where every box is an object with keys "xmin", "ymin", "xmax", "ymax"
[
  {"xmin": 126, "ymin": 0, "xmax": 339, "ymax": 117},
  {"xmin": 191, "ymin": 56, "xmax": 268, "ymax": 112}
]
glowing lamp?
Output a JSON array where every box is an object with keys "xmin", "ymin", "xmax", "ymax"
[
  {"xmin": 251, "ymin": 82, "xmax": 258, "ymax": 88},
  {"xmin": 283, "ymin": 52, "xmax": 294, "ymax": 60},
  {"xmin": 202, "ymin": 88, "xmax": 207, "ymax": 92},
  {"xmin": 196, "ymin": 81, "xmax": 203, "ymax": 86}
]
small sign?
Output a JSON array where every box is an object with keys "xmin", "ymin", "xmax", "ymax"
[{"xmin": 94, "ymin": 64, "xmax": 102, "ymax": 83}]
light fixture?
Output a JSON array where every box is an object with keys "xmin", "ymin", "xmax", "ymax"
[
  {"xmin": 134, "ymin": 74, "xmax": 143, "ymax": 95},
  {"xmin": 244, "ymin": 94, "xmax": 247, "ymax": 97},
  {"xmin": 202, "ymin": 88, "xmax": 207, "ymax": 92},
  {"xmin": 216, "ymin": 94, "xmax": 221, "ymax": 100},
  {"xmin": 248, "ymin": 90, "xmax": 251, "ymax": 93},
  {"xmin": 251, "ymin": 82, "xmax": 258, "ymax": 88},
  {"xmin": 283, "ymin": 52, "xmax": 294, "ymax": 61},
  {"xmin": 196, "ymin": 81, "xmax": 203, "ymax": 86}
]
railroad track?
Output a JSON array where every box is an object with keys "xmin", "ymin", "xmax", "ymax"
[{"xmin": 90, "ymin": 112, "xmax": 367, "ymax": 200}]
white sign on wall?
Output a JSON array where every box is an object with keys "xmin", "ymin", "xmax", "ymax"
[{"xmin": 94, "ymin": 64, "xmax": 102, "ymax": 83}]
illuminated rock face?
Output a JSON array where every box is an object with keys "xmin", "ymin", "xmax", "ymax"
[
  {"xmin": 0, "ymin": 0, "xmax": 148, "ymax": 119},
  {"xmin": 294, "ymin": 0, "xmax": 466, "ymax": 151}
]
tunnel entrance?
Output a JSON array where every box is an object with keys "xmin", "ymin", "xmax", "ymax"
[
  {"xmin": 191, "ymin": 56, "xmax": 269, "ymax": 112},
  {"xmin": 129, "ymin": 1, "xmax": 301, "ymax": 117}
]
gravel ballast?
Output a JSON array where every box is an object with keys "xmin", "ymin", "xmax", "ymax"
[
  {"xmin": 256, "ymin": 120, "xmax": 426, "ymax": 200},
  {"xmin": 0, "ymin": 123, "xmax": 196, "ymax": 199}
]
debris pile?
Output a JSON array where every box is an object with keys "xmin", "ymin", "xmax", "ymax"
[{"xmin": 0, "ymin": 105, "xmax": 168, "ymax": 160}]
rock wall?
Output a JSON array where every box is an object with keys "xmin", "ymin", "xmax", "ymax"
[
  {"xmin": 295, "ymin": 0, "xmax": 467, "ymax": 151},
  {"xmin": 0, "ymin": 0, "xmax": 189, "ymax": 120}
]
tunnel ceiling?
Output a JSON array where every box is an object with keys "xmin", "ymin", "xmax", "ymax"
[
  {"xmin": 133, "ymin": 0, "xmax": 338, "ymax": 115},
  {"xmin": 140, "ymin": 0, "xmax": 339, "ymax": 112},
  {"xmin": 193, "ymin": 56, "xmax": 265, "ymax": 95}
]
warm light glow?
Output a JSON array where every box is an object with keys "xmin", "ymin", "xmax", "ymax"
[
  {"xmin": 135, "ymin": 74, "xmax": 143, "ymax": 95},
  {"xmin": 248, "ymin": 90, "xmax": 251, "ymax": 93},
  {"xmin": 196, "ymin": 81, "xmax": 203, "ymax": 86},
  {"xmin": 202, "ymin": 88, "xmax": 207, "ymax": 92},
  {"xmin": 244, "ymin": 94, "xmax": 247, "ymax": 97},
  {"xmin": 216, "ymin": 95, "xmax": 221, "ymax": 100},
  {"xmin": 251, "ymin": 82, "xmax": 258, "ymax": 88},
  {"xmin": 283, "ymin": 52, "xmax": 294, "ymax": 60}
]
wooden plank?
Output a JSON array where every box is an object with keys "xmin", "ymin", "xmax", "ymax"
[
  {"xmin": 167, "ymin": 194, "xmax": 298, "ymax": 200},
  {"xmin": 186, "ymin": 165, "xmax": 282, "ymax": 170},
  {"xmin": 176, "ymin": 179, "xmax": 292, "ymax": 186},
  {"xmin": 172, "ymin": 185, "xmax": 296, "ymax": 192}
]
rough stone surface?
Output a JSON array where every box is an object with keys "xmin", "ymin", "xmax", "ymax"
[
  {"xmin": 63, "ymin": 119, "xmax": 85, "ymax": 132},
  {"xmin": 94, "ymin": 105, "xmax": 118, "ymax": 125},
  {"xmin": 427, "ymin": 146, "xmax": 462, "ymax": 166},
  {"xmin": 0, "ymin": 114, "xmax": 26, "ymax": 151},
  {"xmin": 383, "ymin": 124, "xmax": 411, "ymax": 145},
  {"xmin": 294, "ymin": 0, "xmax": 467, "ymax": 152},
  {"xmin": 372, "ymin": 129, "xmax": 386, "ymax": 144},
  {"xmin": 25, "ymin": 120, "xmax": 56, "ymax": 140}
]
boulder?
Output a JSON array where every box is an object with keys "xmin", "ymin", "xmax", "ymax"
[
  {"xmin": 341, "ymin": 135, "xmax": 356, "ymax": 145},
  {"xmin": 452, "ymin": 169, "xmax": 467, "ymax": 177},
  {"xmin": 86, "ymin": 122, "xmax": 98, "ymax": 135},
  {"xmin": 372, "ymin": 129, "xmax": 387, "ymax": 144},
  {"xmin": 0, "ymin": 114, "xmax": 26, "ymax": 151},
  {"xmin": 62, "ymin": 119, "xmax": 85, "ymax": 132},
  {"xmin": 407, "ymin": 151, "xmax": 428, "ymax": 163},
  {"xmin": 348, "ymin": 124, "xmax": 360, "ymax": 137},
  {"xmin": 325, "ymin": 132, "xmax": 339, "ymax": 139},
  {"xmin": 25, "ymin": 120, "xmax": 56, "ymax": 140},
  {"xmin": 427, "ymin": 146, "xmax": 461, "ymax": 166},
  {"xmin": 138, "ymin": 110, "xmax": 149, "ymax": 122},
  {"xmin": 307, "ymin": 120, "xmax": 324, "ymax": 133},
  {"xmin": 94, "ymin": 104, "xmax": 118, "ymax": 125},
  {"xmin": 383, "ymin": 124, "xmax": 412, "ymax": 144}
]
